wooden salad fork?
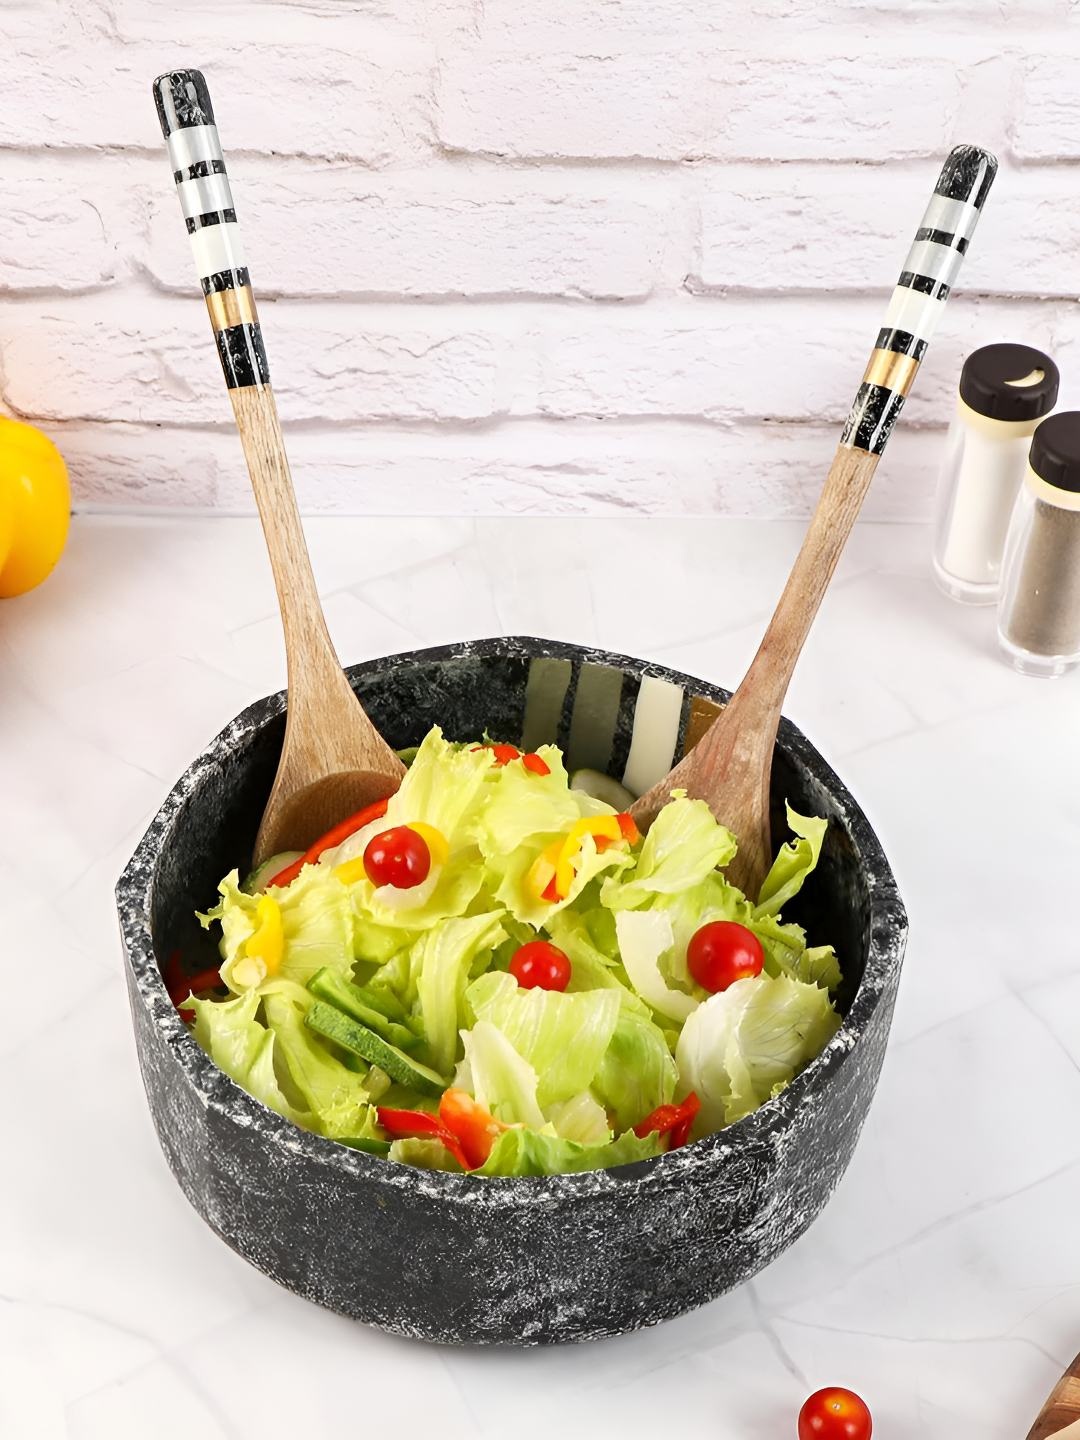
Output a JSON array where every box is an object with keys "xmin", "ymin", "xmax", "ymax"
[
  {"xmin": 1028, "ymin": 1353, "xmax": 1080, "ymax": 1438},
  {"xmin": 153, "ymin": 69, "xmax": 405, "ymax": 863},
  {"xmin": 630, "ymin": 145, "xmax": 998, "ymax": 896}
]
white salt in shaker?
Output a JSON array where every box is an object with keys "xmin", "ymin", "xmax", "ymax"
[{"xmin": 932, "ymin": 343, "xmax": 1058, "ymax": 604}]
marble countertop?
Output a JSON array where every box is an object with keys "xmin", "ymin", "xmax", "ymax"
[{"xmin": 3, "ymin": 514, "xmax": 1078, "ymax": 1440}]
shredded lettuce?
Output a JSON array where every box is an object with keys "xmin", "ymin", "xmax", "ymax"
[
  {"xmin": 467, "ymin": 970, "xmax": 620, "ymax": 1106},
  {"xmin": 193, "ymin": 726, "xmax": 843, "ymax": 1178},
  {"xmin": 201, "ymin": 866, "xmax": 354, "ymax": 992},
  {"xmin": 416, "ymin": 912, "xmax": 506, "ymax": 1074},
  {"xmin": 676, "ymin": 972, "xmax": 841, "ymax": 1133},
  {"xmin": 477, "ymin": 1126, "xmax": 663, "ymax": 1177},
  {"xmin": 188, "ymin": 989, "xmax": 307, "ymax": 1126},
  {"xmin": 755, "ymin": 805, "xmax": 828, "ymax": 917}
]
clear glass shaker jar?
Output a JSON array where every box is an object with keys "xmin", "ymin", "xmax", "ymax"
[
  {"xmin": 998, "ymin": 412, "xmax": 1080, "ymax": 678},
  {"xmin": 932, "ymin": 343, "xmax": 1058, "ymax": 604}
]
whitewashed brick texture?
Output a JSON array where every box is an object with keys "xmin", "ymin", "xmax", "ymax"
[{"xmin": 3, "ymin": 2, "xmax": 1080, "ymax": 517}]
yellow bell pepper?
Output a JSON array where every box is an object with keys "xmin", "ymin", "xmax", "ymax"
[
  {"xmin": 245, "ymin": 895, "xmax": 284, "ymax": 976},
  {"xmin": 0, "ymin": 418, "xmax": 70, "ymax": 598},
  {"xmin": 528, "ymin": 817, "xmax": 626, "ymax": 902}
]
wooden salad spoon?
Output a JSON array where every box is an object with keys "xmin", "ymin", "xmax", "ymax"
[
  {"xmin": 153, "ymin": 69, "xmax": 405, "ymax": 863},
  {"xmin": 630, "ymin": 144, "xmax": 998, "ymax": 896},
  {"xmin": 1027, "ymin": 1353, "xmax": 1080, "ymax": 1439}
]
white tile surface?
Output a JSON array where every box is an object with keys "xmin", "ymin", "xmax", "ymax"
[{"xmin": 2, "ymin": 514, "xmax": 1078, "ymax": 1440}]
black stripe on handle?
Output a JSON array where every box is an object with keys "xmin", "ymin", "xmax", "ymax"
[
  {"xmin": 933, "ymin": 143, "xmax": 997, "ymax": 209},
  {"xmin": 216, "ymin": 325, "xmax": 270, "ymax": 389},
  {"xmin": 154, "ymin": 69, "xmax": 216, "ymax": 135}
]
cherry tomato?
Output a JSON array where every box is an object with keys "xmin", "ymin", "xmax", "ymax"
[
  {"xmin": 522, "ymin": 752, "xmax": 551, "ymax": 776},
  {"xmin": 363, "ymin": 826, "xmax": 431, "ymax": 890},
  {"xmin": 687, "ymin": 920, "xmax": 765, "ymax": 993},
  {"xmin": 798, "ymin": 1388, "xmax": 872, "ymax": 1440},
  {"xmin": 509, "ymin": 940, "xmax": 571, "ymax": 992}
]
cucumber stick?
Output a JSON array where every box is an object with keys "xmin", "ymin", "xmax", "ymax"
[
  {"xmin": 305, "ymin": 1002, "xmax": 447, "ymax": 1096},
  {"xmin": 308, "ymin": 969, "xmax": 418, "ymax": 1050}
]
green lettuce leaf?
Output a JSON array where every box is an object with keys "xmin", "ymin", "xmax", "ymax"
[
  {"xmin": 455, "ymin": 1019, "xmax": 547, "ymax": 1128},
  {"xmin": 593, "ymin": 1007, "xmax": 677, "ymax": 1132},
  {"xmin": 384, "ymin": 726, "xmax": 494, "ymax": 843},
  {"xmin": 603, "ymin": 796, "xmax": 736, "ymax": 908},
  {"xmin": 546, "ymin": 909, "xmax": 650, "ymax": 1016},
  {"xmin": 755, "ymin": 805, "xmax": 828, "ymax": 918},
  {"xmin": 613, "ymin": 909, "xmax": 697, "ymax": 1023},
  {"xmin": 388, "ymin": 1137, "xmax": 463, "ymax": 1171},
  {"xmin": 548, "ymin": 1091, "xmax": 612, "ymax": 1145},
  {"xmin": 467, "ymin": 970, "xmax": 621, "ymax": 1106},
  {"xmin": 477, "ymin": 1126, "xmax": 663, "ymax": 1176},
  {"xmin": 261, "ymin": 988, "xmax": 378, "ymax": 1140},
  {"xmin": 751, "ymin": 913, "xmax": 842, "ymax": 991},
  {"xmin": 416, "ymin": 912, "xmax": 506, "ymax": 1073},
  {"xmin": 675, "ymin": 972, "xmax": 841, "ymax": 1133},
  {"xmin": 188, "ymin": 989, "xmax": 306, "ymax": 1126},
  {"xmin": 473, "ymin": 744, "xmax": 588, "ymax": 858},
  {"xmin": 202, "ymin": 866, "xmax": 354, "ymax": 992}
]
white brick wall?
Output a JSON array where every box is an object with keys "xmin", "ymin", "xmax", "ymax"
[{"xmin": 3, "ymin": 1, "xmax": 1080, "ymax": 517}]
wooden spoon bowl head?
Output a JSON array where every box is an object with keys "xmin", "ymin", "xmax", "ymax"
[{"xmin": 255, "ymin": 767, "xmax": 403, "ymax": 860}]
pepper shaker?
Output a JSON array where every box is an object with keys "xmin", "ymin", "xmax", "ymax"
[
  {"xmin": 932, "ymin": 343, "xmax": 1058, "ymax": 604},
  {"xmin": 998, "ymin": 412, "xmax": 1080, "ymax": 678}
]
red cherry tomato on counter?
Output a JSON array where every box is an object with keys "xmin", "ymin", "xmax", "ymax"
[
  {"xmin": 509, "ymin": 940, "xmax": 571, "ymax": 992},
  {"xmin": 798, "ymin": 1388, "xmax": 872, "ymax": 1440},
  {"xmin": 687, "ymin": 920, "xmax": 764, "ymax": 993},
  {"xmin": 363, "ymin": 826, "xmax": 431, "ymax": 890}
]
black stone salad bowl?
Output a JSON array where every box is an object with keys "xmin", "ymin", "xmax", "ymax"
[{"xmin": 116, "ymin": 637, "xmax": 907, "ymax": 1346}]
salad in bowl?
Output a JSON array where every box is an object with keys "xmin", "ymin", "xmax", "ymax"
[{"xmin": 174, "ymin": 728, "xmax": 842, "ymax": 1178}]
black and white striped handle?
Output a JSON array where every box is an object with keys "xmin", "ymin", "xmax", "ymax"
[
  {"xmin": 153, "ymin": 69, "xmax": 269, "ymax": 391},
  {"xmin": 842, "ymin": 144, "xmax": 998, "ymax": 455}
]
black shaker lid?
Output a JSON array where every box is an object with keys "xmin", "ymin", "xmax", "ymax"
[
  {"xmin": 1030, "ymin": 412, "xmax": 1080, "ymax": 494},
  {"xmin": 959, "ymin": 343, "xmax": 1059, "ymax": 422}
]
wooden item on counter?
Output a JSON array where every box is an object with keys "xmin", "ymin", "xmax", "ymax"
[
  {"xmin": 630, "ymin": 144, "xmax": 998, "ymax": 896},
  {"xmin": 153, "ymin": 69, "xmax": 404, "ymax": 862},
  {"xmin": 1027, "ymin": 1352, "xmax": 1080, "ymax": 1439}
]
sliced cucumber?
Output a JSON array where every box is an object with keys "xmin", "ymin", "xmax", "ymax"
[
  {"xmin": 570, "ymin": 768, "xmax": 635, "ymax": 810},
  {"xmin": 241, "ymin": 851, "xmax": 303, "ymax": 894},
  {"xmin": 350, "ymin": 982, "xmax": 407, "ymax": 1024},
  {"xmin": 339, "ymin": 1136, "xmax": 392, "ymax": 1156},
  {"xmin": 305, "ymin": 1002, "xmax": 447, "ymax": 1096},
  {"xmin": 308, "ymin": 968, "xmax": 419, "ymax": 1051}
]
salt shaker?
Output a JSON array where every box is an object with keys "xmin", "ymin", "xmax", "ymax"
[
  {"xmin": 998, "ymin": 412, "xmax": 1080, "ymax": 678},
  {"xmin": 932, "ymin": 343, "xmax": 1058, "ymax": 604}
]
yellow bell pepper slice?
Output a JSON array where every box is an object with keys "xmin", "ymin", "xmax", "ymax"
[
  {"xmin": 245, "ymin": 894, "xmax": 284, "ymax": 976},
  {"xmin": 333, "ymin": 857, "xmax": 368, "ymax": 887},
  {"xmin": 554, "ymin": 816, "xmax": 623, "ymax": 898},
  {"xmin": 408, "ymin": 823, "xmax": 450, "ymax": 867},
  {"xmin": 527, "ymin": 839, "xmax": 565, "ymax": 899}
]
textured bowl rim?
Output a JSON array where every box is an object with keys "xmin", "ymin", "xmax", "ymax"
[{"xmin": 116, "ymin": 635, "xmax": 907, "ymax": 1208}]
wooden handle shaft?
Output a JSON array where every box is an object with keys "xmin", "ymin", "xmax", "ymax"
[
  {"xmin": 739, "ymin": 444, "xmax": 878, "ymax": 711},
  {"xmin": 228, "ymin": 385, "xmax": 339, "ymax": 682}
]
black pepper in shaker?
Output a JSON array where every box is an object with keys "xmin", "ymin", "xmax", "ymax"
[{"xmin": 997, "ymin": 411, "xmax": 1080, "ymax": 678}]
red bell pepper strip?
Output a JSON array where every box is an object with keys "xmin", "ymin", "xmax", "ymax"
[
  {"xmin": 521, "ymin": 752, "xmax": 551, "ymax": 776},
  {"xmin": 634, "ymin": 1092, "xmax": 700, "ymax": 1150},
  {"xmin": 438, "ymin": 1088, "xmax": 505, "ymax": 1169},
  {"xmin": 377, "ymin": 1105, "xmax": 470, "ymax": 1170},
  {"xmin": 172, "ymin": 966, "xmax": 225, "ymax": 1014},
  {"xmin": 267, "ymin": 797, "xmax": 391, "ymax": 889}
]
